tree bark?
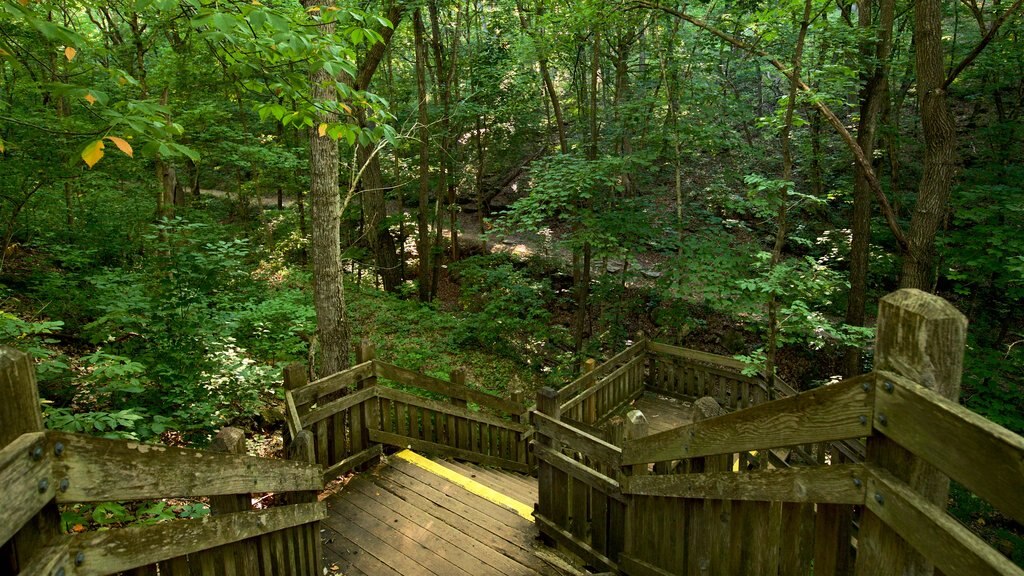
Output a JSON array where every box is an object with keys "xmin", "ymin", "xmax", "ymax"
[
  {"xmin": 414, "ymin": 9, "xmax": 433, "ymax": 302},
  {"xmin": 305, "ymin": 0, "xmax": 350, "ymax": 376},
  {"xmin": 845, "ymin": 0, "xmax": 895, "ymax": 376},
  {"xmin": 899, "ymin": 0, "xmax": 958, "ymax": 290}
]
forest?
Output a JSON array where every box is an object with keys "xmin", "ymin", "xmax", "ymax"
[{"xmin": 0, "ymin": 0, "xmax": 1022, "ymax": 557}]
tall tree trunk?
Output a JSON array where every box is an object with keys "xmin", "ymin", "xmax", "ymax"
[
  {"xmin": 766, "ymin": 0, "xmax": 812, "ymax": 397},
  {"xmin": 414, "ymin": 9, "xmax": 433, "ymax": 302},
  {"xmin": 844, "ymin": 0, "xmax": 895, "ymax": 376},
  {"xmin": 573, "ymin": 30, "xmax": 601, "ymax": 356},
  {"xmin": 517, "ymin": 0, "xmax": 568, "ymax": 154},
  {"xmin": 305, "ymin": 0, "xmax": 350, "ymax": 376},
  {"xmin": 899, "ymin": 0, "xmax": 958, "ymax": 291},
  {"xmin": 358, "ymin": 142, "xmax": 402, "ymax": 291}
]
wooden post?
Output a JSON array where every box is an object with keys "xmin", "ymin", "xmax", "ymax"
[
  {"xmin": 355, "ymin": 339, "xmax": 377, "ymax": 448},
  {"xmin": 450, "ymin": 368, "xmax": 469, "ymax": 449},
  {"xmin": 288, "ymin": 430, "xmax": 324, "ymax": 575},
  {"xmin": 0, "ymin": 347, "xmax": 62, "ymax": 574},
  {"xmin": 209, "ymin": 427, "xmax": 259, "ymax": 574},
  {"xmin": 536, "ymin": 387, "xmax": 560, "ymax": 544},
  {"xmin": 625, "ymin": 409, "xmax": 649, "ymax": 476},
  {"xmin": 282, "ymin": 363, "xmax": 307, "ymax": 448},
  {"xmin": 854, "ymin": 289, "xmax": 967, "ymax": 576},
  {"xmin": 582, "ymin": 358, "xmax": 598, "ymax": 424}
]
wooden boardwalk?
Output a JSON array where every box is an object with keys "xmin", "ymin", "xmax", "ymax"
[
  {"xmin": 321, "ymin": 452, "xmax": 566, "ymax": 576},
  {"xmin": 628, "ymin": 391, "xmax": 694, "ymax": 434}
]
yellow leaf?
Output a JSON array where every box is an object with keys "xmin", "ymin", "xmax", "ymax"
[
  {"xmin": 0, "ymin": 48, "xmax": 10, "ymax": 56},
  {"xmin": 339, "ymin": 102, "xmax": 352, "ymax": 115},
  {"xmin": 0, "ymin": 139, "xmax": 5, "ymax": 153},
  {"xmin": 306, "ymin": 5, "xmax": 320, "ymax": 11},
  {"xmin": 318, "ymin": 123, "xmax": 328, "ymax": 137},
  {"xmin": 105, "ymin": 136, "xmax": 133, "ymax": 158},
  {"xmin": 81, "ymin": 140, "xmax": 104, "ymax": 169},
  {"xmin": 64, "ymin": 47, "xmax": 76, "ymax": 61},
  {"xmin": 84, "ymin": 93, "xmax": 97, "ymax": 105},
  {"xmin": 18, "ymin": 0, "xmax": 28, "ymax": 5},
  {"xmin": 118, "ymin": 76, "xmax": 127, "ymax": 85}
]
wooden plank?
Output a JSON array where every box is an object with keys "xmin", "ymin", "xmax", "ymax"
[
  {"xmin": 557, "ymin": 340, "xmax": 646, "ymax": 402},
  {"xmin": 300, "ymin": 385, "xmax": 377, "ymax": 428},
  {"xmin": 368, "ymin": 429, "xmax": 528, "ymax": 473},
  {"xmin": 321, "ymin": 512, "xmax": 434, "ymax": 576},
  {"xmin": 375, "ymin": 386, "xmax": 527, "ymax": 432},
  {"xmin": 622, "ymin": 376, "xmax": 873, "ymax": 465},
  {"xmin": 874, "ymin": 370, "xmax": 1024, "ymax": 524},
  {"xmin": 532, "ymin": 412, "xmax": 622, "ymax": 466},
  {"xmin": 71, "ymin": 503, "xmax": 325, "ymax": 575},
  {"xmin": 329, "ymin": 491, "xmax": 475, "ymax": 576},
  {"xmin": 535, "ymin": 514, "xmax": 618, "ymax": 573},
  {"xmin": 0, "ymin": 433, "xmax": 53, "ymax": 547},
  {"xmin": 813, "ymin": 503, "xmax": 850, "ymax": 576},
  {"xmin": 321, "ymin": 524, "xmax": 403, "ymax": 576},
  {"xmin": 345, "ymin": 477, "xmax": 532, "ymax": 576},
  {"xmin": 647, "ymin": 341, "xmax": 748, "ymax": 372},
  {"xmin": 50, "ymin": 431, "xmax": 322, "ymax": 503},
  {"xmin": 291, "ymin": 361, "xmax": 374, "ymax": 406},
  {"xmin": 374, "ymin": 362, "xmax": 522, "ymax": 415},
  {"xmin": 283, "ymin": 389, "xmax": 304, "ymax": 445},
  {"xmin": 623, "ymin": 464, "xmax": 866, "ymax": 504},
  {"xmin": 619, "ymin": 553, "xmax": 676, "ymax": 576},
  {"xmin": 321, "ymin": 444, "xmax": 383, "ymax": 481},
  {"xmin": 533, "ymin": 445, "xmax": 624, "ymax": 501},
  {"xmin": 864, "ymin": 468, "xmax": 1023, "ymax": 576},
  {"xmin": 561, "ymin": 355, "xmax": 645, "ymax": 412},
  {"xmin": 779, "ymin": 502, "xmax": 815, "ymax": 576}
]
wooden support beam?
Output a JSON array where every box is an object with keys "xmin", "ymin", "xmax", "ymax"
[{"xmin": 855, "ymin": 289, "xmax": 968, "ymax": 576}]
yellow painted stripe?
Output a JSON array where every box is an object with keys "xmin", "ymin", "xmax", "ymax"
[{"xmin": 394, "ymin": 450, "xmax": 535, "ymax": 522}]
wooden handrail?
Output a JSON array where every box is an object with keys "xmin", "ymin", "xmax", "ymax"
[
  {"xmin": 373, "ymin": 361, "xmax": 523, "ymax": 416},
  {"xmin": 532, "ymin": 411, "xmax": 622, "ymax": 467},
  {"xmin": 621, "ymin": 374, "xmax": 874, "ymax": 466},
  {"xmin": 49, "ymin": 431, "xmax": 322, "ymax": 503},
  {"xmin": 873, "ymin": 371, "xmax": 1024, "ymax": 525},
  {"xmin": 557, "ymin": 339, "xmax": 646, "ymax": 402},
  {"xmin": 290, "ymin": 360, "xmax": 375, "ymax": 407},
  {"xmin": 622, "ymin": 464, "xmax": 867, "ymax": 503}
]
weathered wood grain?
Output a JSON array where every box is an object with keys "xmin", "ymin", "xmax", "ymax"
[
  {"xmin": 375, "ymin": 386, "xmax": 527, "ymax": 432},
  {"xmin": 322, "ymin": 444, "xmax": 383, "ymax": 481},
  {"xmin": 532, "ymin": 411, "xmax": 622, "ymax": 466},
  {"xmin": 50, "ymin": 431, "xmax": 322, "ymax": 502},
  {"xmin": 70, "ymin": 502, "xmax": 325, "ymax": 576},
  {"xmin": 291, "ymin": 360, "xmax": 374, "ymax": 407},
  {"xmin": 299, "ymin": 385, "xmax": 377, "ymax": 427},
  {"xmin": 374, "ymin": 361, "xmax": 522, "ymax": 415},
  {"xmin": 622, "ymin": 464, "xmax": 866, "ymax": 504},
  {"xmin": 535, "ymin": 514, "xmax": 618, "ymax": 573},
  {"xmin": 874, "ymin": 370, "xmax": 1024, "ymax": 525},
  {"xmin": 0, "ymin": 432, "xmax": 52, "ymax": 547},
  {"xmin": 865, "ymin": 468, "xmax": 1023, "ymax": 576},
  {"xmin": 622, "ymin": 376, "xmax": 873, "ymax": 465},
  {"xmin": 368, "ymin": 429, "xmax": 529, "ymax": 472},
  {"xmin": 557, "ymin": 340, "xmax": 646, "ymax": 402},
  {"xmin": 533, "ymin": 445, "xmax": 624, "ymax": 501}
]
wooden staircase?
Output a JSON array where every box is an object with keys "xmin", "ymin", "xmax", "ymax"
[{"xmin": 321, "ymin": 450, "xmax": 581, "ymax": 576}]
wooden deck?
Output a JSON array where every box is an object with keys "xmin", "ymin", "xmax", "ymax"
[
  {"xmin": 627, "ymin": 391, "xmax": 694, "ymax": 435},
  {"xmin": 321, "ymin": 452, "xmax": 566, "ymax": 576}
]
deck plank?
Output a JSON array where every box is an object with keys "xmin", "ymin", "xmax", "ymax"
[{"xmin": 321, "ymin": 457, "xmax": 554, "ymax": 575}]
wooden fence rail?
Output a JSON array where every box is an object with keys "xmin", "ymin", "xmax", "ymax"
[
  {"xmin": 535, "ymin": 289, "xmax": 1024, "ymax": 576},
  {"xmin": 283, "ymin": 341, "xmax": 532, "ymax": 480},
  {"xmin": 1, "ymin": 348, "xmax": 326, "ymax": 576}
]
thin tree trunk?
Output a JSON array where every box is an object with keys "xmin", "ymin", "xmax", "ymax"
[
  {"xmin": 304, "ymin": 0, "xmax": 350, "ymax": 375},
  {"xmin": 766, "ymin": 0, "xmax": 812, "ymax": 397},
  {"xmin": 414, "ymin": 9, "xmax": 433, "ymax": 302},
  {"xmin": 844, "ymin": 0, "xmax": 894, "ymax": 376}
]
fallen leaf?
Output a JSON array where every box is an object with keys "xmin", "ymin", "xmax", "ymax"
[
  {"xmin": 72, "ymin": 524, "xmax": 86, "ymax": 533},
  {"xmin": 64, "ymin": 47, "xmax": 76, "ymax": 61},
  {"xmin": 82, "ymin": 139, "xmax": 104, "ymax": 168},
  {"xmin": 84, "ymin": 93, "xmax": 97, "ymax": 105},
  {"xmin": 105, "ymin": 136, "xmax": 133, "ymax": 158}
]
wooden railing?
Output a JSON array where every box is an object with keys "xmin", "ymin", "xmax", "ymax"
[
  {"xmin": 284, "ymin": 341, "xmax": 532, "ymax": 478},
  {"xmin": 1, "ymin": 348, "xmax": 326, "ymax": 576},
  {"xmin": 534, "ymin": 289, "xmax": 1024, "ymax": 576},
  {"xmin": 556, "ymin": 339, "xmax": 647, "ymax": 427}
]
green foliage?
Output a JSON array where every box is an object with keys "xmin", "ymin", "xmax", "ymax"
[{"xmin": 449, "ymin": 254, "xmax": 562, "ymax": 365}]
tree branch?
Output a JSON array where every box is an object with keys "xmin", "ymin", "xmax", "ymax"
[
  {"xmin": 635, "ymin": 0, "xmax": 911, "ymax": 251},
  {"xmin": 944, "ymin": 0, "xmax": 1024, "ymax": 89}
]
